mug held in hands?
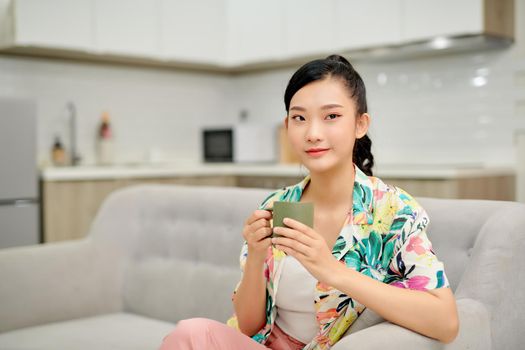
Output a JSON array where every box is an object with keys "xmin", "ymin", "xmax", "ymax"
[{"xmin": 267, "ymin": 201, "xmax": 314, "ymax": 238}]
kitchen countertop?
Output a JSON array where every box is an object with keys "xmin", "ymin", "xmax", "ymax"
[{"xmin": 40, "ymin": 162, "xmax": 516, "ymax": 181}]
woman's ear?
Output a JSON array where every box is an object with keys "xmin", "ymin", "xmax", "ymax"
[
  {"xmin": 356, "ymin": 113, "xmax": 370, "ymax": 139},
  {"xmin": 284, "ymin": 115, "xmax": 289, "ymax": 129}
]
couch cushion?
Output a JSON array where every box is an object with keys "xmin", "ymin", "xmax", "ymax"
[
  {"xmin": 417, "ymin": 197, "xmax": 505, "ymax": 290},
  {"xmin": 123, "ymin": 257, "xmax": 241, "ymax": 324},
  {"xmin": 89, "ymin": 184, "xmax": 269, "ymax": 267},
  {"xmin": 0, "ymin": 312, "xmax": 176, "ymax": 350}
]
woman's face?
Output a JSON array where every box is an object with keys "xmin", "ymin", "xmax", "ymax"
[{"xmin": 285, "ymin": 77, "xmax": 369, "ymax": 174}]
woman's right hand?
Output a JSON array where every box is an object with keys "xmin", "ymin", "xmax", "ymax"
[
  {"xmin": 242, "ymin": 209, "xmax": 273, "ymax": 263},
  {"xmin": 234, "ymin": 209, "xmax": 273, "ymax": 336}
]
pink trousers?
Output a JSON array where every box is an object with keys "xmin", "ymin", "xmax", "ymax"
[{"xmin": 159, "ymin": 318, "xmax": 306, "ymax": 350}]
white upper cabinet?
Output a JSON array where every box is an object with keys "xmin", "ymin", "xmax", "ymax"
[
  {"xmin": 283, "ymin": 0, "xmax": 334, "ymax": 58},
  {"xmin": 93, "ymin": 0, "xmax": 159, "ymax": 57},
  {"xmin": 12, "ymin": 0, "xmax": 93, "ymax": 51},
  {"xmin": 0, "ymin": 0, "xmax": 515, "ymax": 69},
  {"xmin": 226, "ymin": 0, "xmax": 285, "ymax": 65},
  {"xmin": 401, "ymin": 0, "xmax": 483, "ymax": 42},
  {"xmin": 159, "ymin": 0, "xmax": 227, "ymax": 65},
  {"xmin": 334, "ymin": 0, "xmax": 402, "ymax": 51}
]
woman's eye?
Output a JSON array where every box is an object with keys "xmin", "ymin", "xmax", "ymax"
[
  {"xmin": 291, "ymin": 115, "xmax": 304, "ymax": 121},
  {"xmin": 326, "ymin": 114, "xmax": 340, "ymax": 120}
]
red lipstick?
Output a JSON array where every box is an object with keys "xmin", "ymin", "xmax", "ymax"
[{"xmin": 306, "ymin": 148, "xmax": 329, "ymax": 157}]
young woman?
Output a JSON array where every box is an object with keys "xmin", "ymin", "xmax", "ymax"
[{"xmin": 160, "ymin": 54, "xmax": 458, "ymax": 350}]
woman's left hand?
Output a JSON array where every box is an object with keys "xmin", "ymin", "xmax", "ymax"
[{"xmin": 272, "ymin": 217, "xmax": 340, "ymax": 283}]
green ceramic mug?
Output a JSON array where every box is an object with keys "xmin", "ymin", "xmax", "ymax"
[{"xmin": 267, "ymin": 201, "xmax": 314, "ymax": 238}]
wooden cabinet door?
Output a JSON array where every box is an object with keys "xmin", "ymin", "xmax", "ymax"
[{"xmin": 43, "ymin": 179, "xmax": 126, "ymax": 242}]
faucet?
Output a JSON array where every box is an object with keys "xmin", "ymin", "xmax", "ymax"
[{"xmin": 66, "ymin": 101, "xmax": 82, "ymax": 166}]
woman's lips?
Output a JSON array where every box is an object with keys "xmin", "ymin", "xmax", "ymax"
[{"xmin": 306, "ymin": 148, "xmax": 329, "ymax": 157}]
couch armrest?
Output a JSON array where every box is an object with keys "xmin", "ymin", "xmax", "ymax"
[
  {"xmin": 0, "ymin": 237, "xmax": 123, "ymax": 333},
  {"xmin": 454, "ymin": 203, "xmax": 525, "ymax": 349},
  {"xmin": 332, "ymin": 298, "xmax": 490, "ymax": 350},
  {"xmin": 446, "ymin": 298, "xmax": 491, "ymax": 350}
]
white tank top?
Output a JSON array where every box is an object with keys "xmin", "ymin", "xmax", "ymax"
[{"xmin": 275, "ymin": 255, "xmax": 318, "ymax": 344}]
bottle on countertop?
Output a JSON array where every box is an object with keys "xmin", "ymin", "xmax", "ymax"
[
  {"xmin": 96, "ymin": 111, "xmax": 114, "ymax": 165},
  {"xmin": 51, "ymin": 135, "xmax": 66, "ymax": 167}
]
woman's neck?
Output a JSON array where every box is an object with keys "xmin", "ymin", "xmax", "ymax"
[{"xmin": 302, "ymin": 162, "xmax": 356, "ymax": 210}]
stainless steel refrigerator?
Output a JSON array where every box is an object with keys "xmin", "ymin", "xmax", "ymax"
[{"xmin": 0, "ymin": 96, "xmax": 40, "ymax": 249}]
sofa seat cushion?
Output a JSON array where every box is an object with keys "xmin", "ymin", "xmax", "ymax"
[
  {"xmin": 123, "ymin": 258, "xmax": 241, "ymax": 324},
  {"xmin": 0, "ymin": 312, "xmax": 176, "ymax": 350}
]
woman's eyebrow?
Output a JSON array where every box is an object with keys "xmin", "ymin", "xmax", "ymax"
[{"xmin": 290, "ymin": 103, "xmax": 344, "ymax": 111}]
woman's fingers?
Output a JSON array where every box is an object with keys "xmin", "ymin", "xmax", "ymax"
[
  {"xmin": 250, "ymin": 217, "xmax": 271, "ymax": 232},
  {"xmin": 254, "ymin": 226, "xmax": 272, "ymax": 241},
  {"xmin": 281, "ymin": 218, "xmax": 316, "ymax": 238},
  {"xmin": 272, "ymin": 226, "xmax": 312, "ymax": 246},
  {"xmin": 243, "ymin": 216, "xmax": 269, "ymax": 236},
  {"xmin": 245, "ymin": 210, "xmax": 272, "ymax": 226},
  {"xmin": 243, "ymin": 219, "xmax": 271, "ymax": 242},
  {"xmin": 274, "ymin": 236, "xmax": 308, "ymax": 254}
]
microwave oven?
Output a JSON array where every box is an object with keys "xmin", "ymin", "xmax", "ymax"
[{"xmin": 202, "ymin": 124, "xmax": 277, "ymax": 163}]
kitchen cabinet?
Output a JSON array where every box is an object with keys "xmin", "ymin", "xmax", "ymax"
[
  {"xmin": 93, "ymin": 0, "xmax": 159, "ymax": 58},
  {"xmin": 401, "ymin": 0, "xmax": 513, "ymax": 43},
  {"xmin": 226, "ymin": 0, "xmax": 285, "ymax": 65},
  {"xmin": 401, "ymin": 0, "xmax": 482, "ymax": 42},
  {"xmin": 237, "ymin": 174, "xmax": 516, "ymax": 201},
  {"xmin": 4, "ymin": 0, "xmax": 93, "ymax": 51},
  {"xmin": 0, "ymin": 0, "xmax": 515, "ymax": 71},
  {"xmin": 159, "ymin": 0, "xmax": 226, "ymax": 64},
  {"xmin": 42, "ymin": 176, "xmax": 236, "ymax": 242},
  {"xmin": 237, "ymin": 175, "xmax": 303, "ymax": 189},
  {"xmin": 334, "ymin": 0, "xmax": 402, "ymax": 50},
  {"xmin": 383, "ymin": 175, "xmax": 515, "ymax": 201},
  {"xmin": 43, "ymin": 178, "xmax": 124, "ymax": 242},
  {"xmin": 283, "ymin": 0, "xmax": 334, "ymax": 59}
]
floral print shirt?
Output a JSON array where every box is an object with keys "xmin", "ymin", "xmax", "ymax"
[{"xmin": 226, "ymin": 163, "xmax": 449, "ymax": 349}]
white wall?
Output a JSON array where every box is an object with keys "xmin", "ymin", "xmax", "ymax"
[
  {"xmin": 0, "ymin": 56, "xmax": 235, "ymax": 166},
  {"xmin": 0, "ymin": 0, "xmax": 524, "ymax": 168}
]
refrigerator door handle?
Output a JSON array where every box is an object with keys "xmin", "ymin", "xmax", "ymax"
[
  {"xmin": 14, "ymin": 199, "xmax": 37, "ymax": 207},
  {"xmin": 0, "ymin": 199, "xmax": 38, "ymax": 207}
]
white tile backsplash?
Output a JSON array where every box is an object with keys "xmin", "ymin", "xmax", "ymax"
[
  {"xmin": 1, "ymin": 0, "xmax": 524, "ymax": 169},
  {"xmin": 227, "ymin": 49, "xmax": 523, "ymax": 167}
]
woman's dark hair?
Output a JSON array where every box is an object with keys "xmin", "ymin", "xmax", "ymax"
[{"xmin": 284, "ymin": 54, "xmax": 374, "ymax": 176}]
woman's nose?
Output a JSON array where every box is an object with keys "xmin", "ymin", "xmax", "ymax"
[{"xmin": 305, "ymin": 120, "xmax": 323, "ymax": 142}]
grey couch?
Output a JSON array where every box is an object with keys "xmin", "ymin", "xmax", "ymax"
[{"xmin": 0, "ymin": 184, "xmax": 524, "ymax": 350}]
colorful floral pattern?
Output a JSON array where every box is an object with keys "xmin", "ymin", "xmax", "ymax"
[{"xmin": 226, "ymin": 163, "xmax": 449, "ymax": 349}]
